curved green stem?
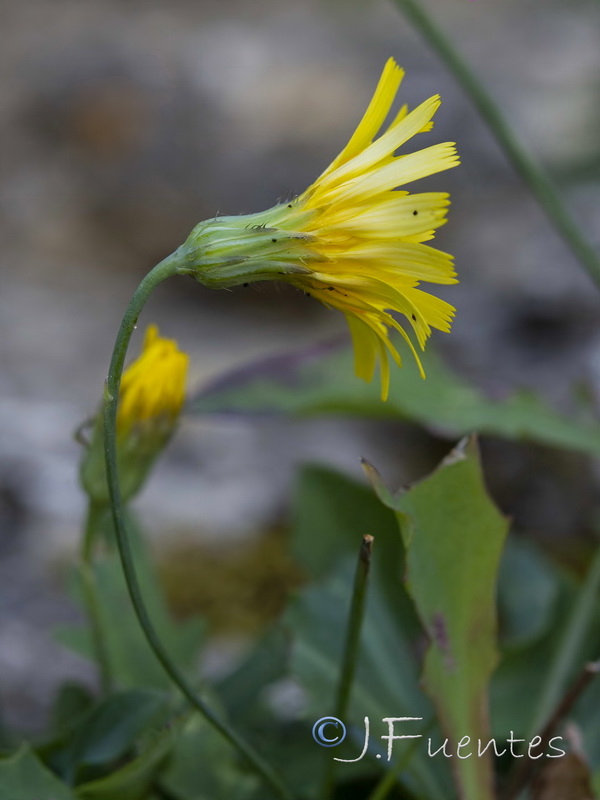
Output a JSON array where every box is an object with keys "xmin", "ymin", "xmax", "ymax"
[
  {"xmin": 102, "ymin": 255, "xmax": 294, "ymax": 800},
  {"xmin": 391, "ymin": 0, "xmax": 600, "ymax": 289}
]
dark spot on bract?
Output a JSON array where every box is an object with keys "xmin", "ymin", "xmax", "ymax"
[
  {"xmin": 328, "ymin": 286, "xmax": 335, "ymax": 291},
  {"xmin": 412, "ymin": 314, "xmax": 416, "ymax": 321},
  {"xmin": 288, "ymin": 204, "xmax": 293, "ymax": 208},
  {"xmin": 413, "ymin": 210, "xmax": 418, "ymax": 216},
  {"xmin": 271, "ymin": 238, "xmax": 277, "ymax": 243}
]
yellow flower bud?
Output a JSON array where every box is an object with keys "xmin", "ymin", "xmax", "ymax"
[
  {"xmin": 117, "ymin": 324, "xmax": 188, "ymax": 436},
  {"xmin": 80, "ymin": 325, "xmax": 188, "ymax": 504}
]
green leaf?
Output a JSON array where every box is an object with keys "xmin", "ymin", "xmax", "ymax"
[
  {"xmin": 370, "ymin": 436, "xmax": 509, "ymax": 800},
  {"xmin": 497, "ymin": 536, "xmax": 560, "ymax": 650},
  {"xmin": 190, "ymin": 343, "xmax": 600, "ymax": 456},
  {"xmin": 57, "ymin": 537, "xmax": 205, "ymax": 689},
  {"xmin": 0, "ymin": 745, "xmax": 75, "ymax": 800},
  {"xmin": 159, "ymin": 715, "xmax": 258, "ymax": 800},
  {"xmin": 592, "ymin": 767, "xmax": 600, "ymax": 797},
  {"xmin": 50, "ymin": 682, "xmax": 96, "ymax": 732},
  {"xmin": 291, "ymin": 465, "xmax": 397, "ymax": 578},
  {"xmin": 71, "ymin": 690, "xmax": 168, "ymax": 772},
  {"xmin": 42, "ymin": 689, "xmax": 169, "ymax": 785},
  {"xmin": 288, "ymin": 558, "xmax": 453, "ymax": 800},
  {"xmin": 490, "ymin": 593, "xmax": 572, "ymax": 741},
  {"xmin": 75, "ymin": 714, "xmax": 184, "ymax": 800},
  {"xmin": 285, "ymin": 463, "xmax": 454, "ymax": 797},
  {"xmin": 291, "ymin": 465, "xmax": 422, "ymax": 643},
  {"xmin": 492, "ymin": 559, "xmax": 600, "ymax": 764},
  {"xmin": 215, "ymin": 628, "xmax": 288, "ymax": 726},
  {"xmin": 216, "ymin": 627, "xmax": 339, "ymax": 796},
  {"xmin": 571, "ymin": 659, "xmax": 600, "ymax": 772}
]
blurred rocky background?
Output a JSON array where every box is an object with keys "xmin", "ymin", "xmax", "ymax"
[{"xmin": 1, "ymin": 0, "xmax": 599, "ymax": 733}]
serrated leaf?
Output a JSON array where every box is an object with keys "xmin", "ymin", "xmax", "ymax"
[{"xmin": 370, "ymin": 436, "xmax": 509, "ymax": 800}]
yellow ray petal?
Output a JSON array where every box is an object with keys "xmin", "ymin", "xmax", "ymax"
[
  {"xmin": 316, "ymin": 95, "xmax": 441, "ymax": 192},
  {"xmin": 318, "ymin": 58, "xmax": 404, "ymax": 179},
  {"xmin": 345, "ymin": 313, "xmax": 379, "ymax": 383},
  {"xmin": 328, "ymin": 142, "xmax": 459, "ymax": 206}
]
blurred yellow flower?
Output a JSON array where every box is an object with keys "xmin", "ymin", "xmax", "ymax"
[
  {"xmin": 80, "ymin": 324, "xmax": 189, "ymax": 504},
  {"xmin": 117, "ymin": 324, "xmax": 188, "ymax": 434},
  {"xmin": 178, "ymin": 58, "xmax": 459, "ymax": 400}
]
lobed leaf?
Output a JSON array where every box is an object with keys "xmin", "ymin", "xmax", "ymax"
[
  {"xmin": 369, "ymin": 436, "xmax": 509, "ymax": 800},
  {"xmin": 190, "ymin": 342, "xmax": 600, "ymax": 457}
]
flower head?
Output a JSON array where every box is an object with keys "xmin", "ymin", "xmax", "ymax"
[
  {"xmin": 177, "ymin": 59, "xmax": 459, "ymax": 400},
  {"xmin": 80, "ymin": 324, "xmax": 188, "ymax": 504},
  {"xmin": 117, "ymin": 324, "xmax": 189, "ymax": 435}
]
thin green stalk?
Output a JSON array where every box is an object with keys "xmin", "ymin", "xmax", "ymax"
[
  {"xmin": 80, "ymin": 502, "xmax": 112, "ymax": 694},
  {"xmin": 391, "ymin": 0, "xmax": 600, "ymax": 289},
  {"xmin": 321, "ymin": 535, "xmax": 374, "ymax": 800},
  {"xmin": 526, "ymin": 542, "xmax": 600, "ymax": 742},
  {"xmin": 102, "ymin": 254, "xmax": 294, "ymax": 800}
]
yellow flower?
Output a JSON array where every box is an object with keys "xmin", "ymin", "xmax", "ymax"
[
  {"xmin": 80, "ymin": 324, "xmax": 188, "ymax": 504},
  {"xmin": 117, "ymin": 324, "xmax": 189, "ymax": 435},
  {"xmin": 176, "ymin": 58, "xmax": 459, "ymax": 400}
]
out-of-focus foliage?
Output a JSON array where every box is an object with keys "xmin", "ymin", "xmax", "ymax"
[
  {"xmin": 191, "ymin": 343, "xmax": 600, "ymax": 457},
  {"xmin": 56, "ymin": 531, "xmax": 206, "ymax": 691},
  {"xmin": 2, "ymin": 438, "xmax": 597, "ymax": 799}
]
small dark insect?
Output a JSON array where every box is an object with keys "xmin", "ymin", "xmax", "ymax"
[
  {"xmin": 411, "ymin": 314, "xmax": 416, "ymax": 320},
  {"xmin": 243, "ymin": 283, "xmax": 249, "ymax": 288},
  {"xmin": 412, "ymin": 210, "xmax": 418, "ymax": 216},
  {"xmin": 271, "ymin": 238, "xmax": 277, "ymax": 243},
  {"xmin": 287, "ymin": 204, "xmax": 293, "ymax": 209}
]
